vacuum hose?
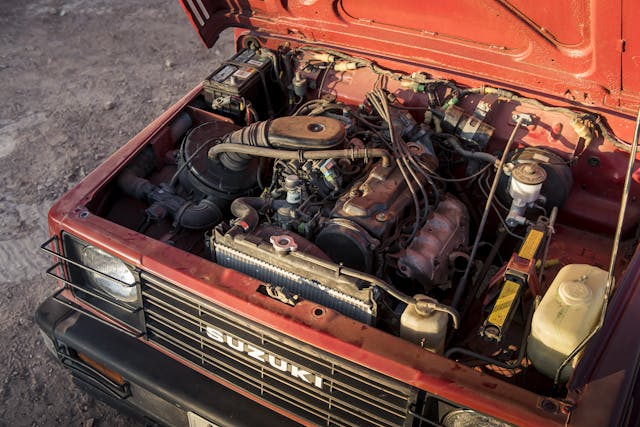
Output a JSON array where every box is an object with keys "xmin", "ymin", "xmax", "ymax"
[{"xmin": 230, "ymin": 197, "xmax": 290, "ymax": 233}]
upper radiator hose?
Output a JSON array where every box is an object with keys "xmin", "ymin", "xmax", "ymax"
[{"xmin": 216, "ymin": 116, "xmax": 346, "ymax": 171}]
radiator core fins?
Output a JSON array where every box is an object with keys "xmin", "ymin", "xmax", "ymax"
[{"xmin": 211, "ymin": 229, "xmax": 376, "ymax": 324}]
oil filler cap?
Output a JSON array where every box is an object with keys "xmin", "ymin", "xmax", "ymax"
[{"xmin": 558, "ymin": 280, "xmax": 593, "ymax": 305}]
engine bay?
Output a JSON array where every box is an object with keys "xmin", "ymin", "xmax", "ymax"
[{"xmin": 86, "ymin": 43, "xmax": 639, "ymax": 398}]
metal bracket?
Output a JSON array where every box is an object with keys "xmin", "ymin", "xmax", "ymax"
[{"xmin": 262, "ymin": 284, "xmax": 300, "ymax": 307}]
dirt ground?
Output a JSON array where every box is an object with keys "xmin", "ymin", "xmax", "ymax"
[{"xmin": 0, "ymin": 1, "xmax": 232, "ymax": 425}]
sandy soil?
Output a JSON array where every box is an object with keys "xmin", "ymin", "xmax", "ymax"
[{"xmin": 0, "ymin": 1, "xmax": 232, "ymax": 425}]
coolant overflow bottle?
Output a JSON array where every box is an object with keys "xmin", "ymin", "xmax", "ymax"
[
  {"xmin": 527, "ymin": 264, "xmax": 608, "ymax": 382},
  {"xmin": 400, "ymin": 295, "xmax": 448, "ymax": 354}
]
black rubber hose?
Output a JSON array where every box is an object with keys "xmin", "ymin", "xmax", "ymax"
[
  {"xmin": 117, "ymin": 148, "xmax": 158, "ymax": 200},
  {"xmin": 451, "ymin": 117, "xmax": 524, "ymax": 309},
  {"xmin": 117, "ymin": 148, "xmax": 225, "ymax": 230},
  {"xmin": 174, "ymin": 197, "xmax": 223, "ymax": 230},
  {"xmin": 444, "ymin": 135, "xmax": 499, "ymax": 166},
  {"xmin": 230, "ymin": 197, "xmax": 289, "ymax": 232},
  {"xmin": 445, "ymin": 297, "xmax": 535, "ymax": 368},
  {"xmin": 230, "ymin": 197, "xmax": 265, "ymax": 232}
]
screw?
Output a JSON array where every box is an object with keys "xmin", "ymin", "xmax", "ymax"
[
  {"xmin": 540, "ymin": 398, "xmax": 558, "ymax": 413},
  {"xmin": 375, "ymin": 212, "xmax": 388, "ymax": 222}
]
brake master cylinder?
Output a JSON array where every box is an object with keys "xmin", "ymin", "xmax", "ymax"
[{"xmin": 506, "ymin": 163, "xmax": 547, "ymax": 226}]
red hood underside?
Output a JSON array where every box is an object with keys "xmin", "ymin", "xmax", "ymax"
[{"xmin": 179, "ymin": 0, "xmax": 640, "ymax": 115}]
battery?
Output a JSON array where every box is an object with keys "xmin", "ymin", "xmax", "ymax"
[{"xmin": 203, "ymin": 49, "xmax": 282, "ymax": 121}]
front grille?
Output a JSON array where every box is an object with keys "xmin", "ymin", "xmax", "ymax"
[{"xmin": 140, "ymin": 273, "xmax": 415, "ymax": 427}]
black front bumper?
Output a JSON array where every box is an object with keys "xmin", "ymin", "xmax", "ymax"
[{"xmin": 35, "ymin": 295, "xmax": 301, "ymax": 427}]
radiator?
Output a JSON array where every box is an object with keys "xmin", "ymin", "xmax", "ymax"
[{"xmin": 210, "ymin": 228, "xmax": 376, "ymax": 324}]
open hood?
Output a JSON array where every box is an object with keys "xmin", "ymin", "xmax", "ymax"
[{"xmin": 180, "ymin": 0, "xmax": 639, "ymax": 115}]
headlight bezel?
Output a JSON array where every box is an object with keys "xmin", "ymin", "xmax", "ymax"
[
  {"xmin": 61, "ymin": 233, "xmax": 143, "ymax": 326},
  {"xmin": 76, "ymin": 242, "xmax": 138, "ymax": 302},
  {"xmin": 409, "ymin": 391, "xmax": 515, "ymax": 427},
  {"xmin": 441, "ymin": 408, "xmax": 514, "ymax": 427}
]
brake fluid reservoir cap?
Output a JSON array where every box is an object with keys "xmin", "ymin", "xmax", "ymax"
[
  {"xmin": 512, "ymin": 163, "xmax": 547, "ymax": 185},
  {"xmin": 558, "ymin": 279, "xmax": 593, "ymax": 305}
]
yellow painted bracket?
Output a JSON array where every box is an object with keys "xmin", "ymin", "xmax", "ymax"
[{"xmin": 481, "ymin": 280, "xmax": 523, "ymax": 342}]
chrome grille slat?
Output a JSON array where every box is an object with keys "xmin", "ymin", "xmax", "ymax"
[
  {"xmin": 143, "ymin": 291, "xmax": 409, "ymax": 411},
  {"xmin": 148, "ymin": 324, "xmax": 374, "ymax": 427},
  {"xmin": 141, "ymin": 273, "xmax": 414, "ymax": 427},
  {"xmin": 147, "ymin": 324, "xmax": 363, "ymax": 426},
  {"xmin": 145, "ymin": 301, "xmax": 407, "ymax": 426},
  {"xmin": 146, "ymin": 311, "xmax": 341, "ymax": 412},
  {"xmin": 142, "ymin": 282, "xmax": 408, "ymax": 400},
  {"xmin": 145, "ymin": 307, "xmax": 406, "ymax": 425}
]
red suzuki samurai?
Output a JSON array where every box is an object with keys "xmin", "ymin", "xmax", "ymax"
[{"xmin": 37, "ymin": 1, "xmax": 640, "ymax": 426}]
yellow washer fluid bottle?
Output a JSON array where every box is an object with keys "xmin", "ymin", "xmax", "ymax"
[{"xmin": 527, "ymin": 264, "xmax": 608, "ymax": 382}]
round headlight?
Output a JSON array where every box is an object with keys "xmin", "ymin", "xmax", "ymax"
[
  {"xmin": 80, "ymin": 245, "xmax": 137, "ymax": 302},
  {"xmin": 442, "ymin": 409, "xmax": 511, "ymax": 427}
]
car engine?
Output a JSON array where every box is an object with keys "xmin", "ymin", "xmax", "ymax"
[{"xmin": 93, "ymin": 44, "xmax": 632, "ymax": 394}]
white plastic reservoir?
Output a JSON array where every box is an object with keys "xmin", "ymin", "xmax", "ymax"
[
  {"xmin": 528, "ymin": 264, "xmax": 608, "ymax": 382},
  {"xmin": 400, "ymin": 295, "xmax": 448, "ymax": 354}
]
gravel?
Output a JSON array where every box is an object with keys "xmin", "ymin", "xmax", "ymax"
[{"xmin": 0, "ymin": 1, "xmax": 232, "ymax": 425}]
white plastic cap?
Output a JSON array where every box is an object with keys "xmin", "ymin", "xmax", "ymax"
[{"xmin": 558, "ymin": 280, "xmax": 593, "ymax": 305}]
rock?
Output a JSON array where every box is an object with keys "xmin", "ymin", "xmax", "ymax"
[
  {"xmin": 104, "ymin": 100, "xmax": 116, "ymax": 111},
  {"xmin": 164, "ymin": 59, "xmax": 174, "ymax": 70},
  {"xmin": 37, "ymin": 6, "xmax": 58, "ymax": 15}
]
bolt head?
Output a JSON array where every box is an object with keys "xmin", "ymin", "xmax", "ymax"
[{"xmin": 375, "ymin": 212, "xmax": 388, "ymax": 222}]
